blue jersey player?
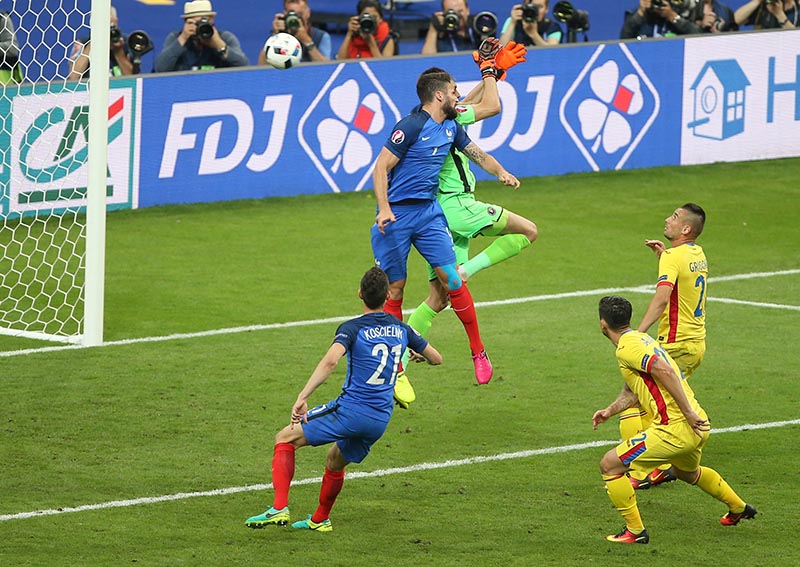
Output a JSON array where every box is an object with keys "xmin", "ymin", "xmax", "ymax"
[
  {"xmin": 371, "ymin": 67, "xmax": 519, "ymax": 385},
  {"xmin": 245, "ymin": 267, "xmax": 442, "ymax": 532}
]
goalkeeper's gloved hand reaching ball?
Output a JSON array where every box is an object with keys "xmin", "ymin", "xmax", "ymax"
[{"xmin": 472, "ymin": 38, "xmax": 527, "ymax": 81}]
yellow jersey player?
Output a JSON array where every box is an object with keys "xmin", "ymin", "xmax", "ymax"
[
  {"xmin": 619, "ymin": 203, "xmax": 708, "ymax": 489},
  {"xmin": 593, "ymin": 296, "xmax": 756, "ymax": 544}
]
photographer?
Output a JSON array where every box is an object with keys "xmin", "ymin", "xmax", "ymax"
[
  {"xmin": 260, "ymin": 0, "xmax": 331, "ymax": 65},
  {"xmin": 68, "ymin": 5, "xmax": 136, "ymax": 80},
  {"xmin": 421, "ymin": 0, "xmax": 478, "ymax": 54},
  {"xmin": 734, "ymin": 0, "xmax": 797, "ymax": 29},
  {"xmin": 620, "ymin": 0, "xmax": 703, "ymax": 38},
  {"xmin": 337, "ymin": 0, "xmax": 395, "ymax": 59},
  {"xmin": 692, "ymin": 0, "xmax": 738, "ymax": 32},
  {"xmin": 0, "ymin": 11, "xmax": 22, "ymax": 84},
  {"xmin": 500, "ymin": 1, "xmax": 563, "ymax": 47},
  {"xmin": 155, "ymin": 0, "xmax": 248, "ymax": 73}
]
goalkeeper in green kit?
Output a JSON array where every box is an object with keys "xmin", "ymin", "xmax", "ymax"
[{"xmin": 394, "ymin": 39, "xmax": 538, "ymax": 407}]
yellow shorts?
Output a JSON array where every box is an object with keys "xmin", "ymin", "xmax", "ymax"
[
  {"xmin": 616, "ymin": 417, "xmax": 710, "ymax": 476},
  {"xmin": 664, "ymin": 339, "xmax": 706, "ymax": 378}
]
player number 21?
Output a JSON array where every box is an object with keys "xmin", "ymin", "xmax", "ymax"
[
  {"xmin": 693, "ymin": 274, "xmax": 706, "ymax": 317},
  {"xmin": 366, "ymin": 343, "xmax": 403, "ymax": 385}
]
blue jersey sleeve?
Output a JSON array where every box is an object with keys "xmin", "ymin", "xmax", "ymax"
[
  {"xmin": 332, "ymin": 321, "xmax": 356, "ymax": 351},
  {"xmin": 384, "ymin": 112, "xmax": 427, "ymax": 160},
  {"xmin": 402, "ymin": 321, "xmax": 429, "ymax": 355},
  {"xmin": 453, "ymin": 120, "xmax": 471, "ymax": 152}
]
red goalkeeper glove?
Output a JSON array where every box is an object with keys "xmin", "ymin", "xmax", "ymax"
[{"xmin": 494, "ymin": 40, "xmax": 527, "ymax": 77}]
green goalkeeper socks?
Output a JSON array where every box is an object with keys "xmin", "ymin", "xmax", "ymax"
[
  {"xmin": 401, "ymin": 301, "xmax": 439, "ymax": 368},
  {"xmin": 461, "ymin": 234, "xmax": 531, "ymax": 279}
]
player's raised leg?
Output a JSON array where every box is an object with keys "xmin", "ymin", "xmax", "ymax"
[
  {"xmin": 459, "ymin": 211, "xmax": 537, "ymax": 281},
  {"xmin": 394, "ymin": 279, "xmax": 448, "ymax": 408}
]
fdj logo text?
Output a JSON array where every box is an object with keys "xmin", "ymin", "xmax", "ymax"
[{"xmin": 158, "ymin": 96, "xmax": 292, "ymax": 178}]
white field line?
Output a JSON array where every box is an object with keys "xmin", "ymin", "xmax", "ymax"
[
  {"xmin": 1, "ymin": 418, "xmax": 798, "ymax": 523},
  {"xmin": 1, "ymin": 269, "xmax": 798, "ymax": 359}
]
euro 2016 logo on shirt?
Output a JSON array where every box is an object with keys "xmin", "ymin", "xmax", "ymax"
[
  {"xmin": 299, "ymin": 62, "xmax": 401, "ymax": 193},
  {"xmin": 559, "ymin": 44, "xmax": 660, "ymax": 171}
]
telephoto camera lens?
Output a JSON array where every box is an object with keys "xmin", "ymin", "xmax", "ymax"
[
  {"xmin": 284, "ymin": 10, "xmax": 302, "ymax": 32},
  {"xmin": 358, "ymin": 12, "xmax": 377, "ymax": 35},
  {"xmin": 110, "ymin": 25, "xmax": 122, "ymax": 43},
  {"xmin": 472, "ymin": 11, "xmax": 498, "ymax": 36},
  {"xmin": 127, "ymin": 30, "xmax": 153, "ymax": 54},
  {"xmin": 443, "ymin": 8, "xmax": 460, "ymax": 31},
  {"xmin": 522, "ymin": 2, "xmax": 540, "ymax": 23},
  {"xmin": 196, "ymin": 17, "xmax": 214, "ymax": 40}
]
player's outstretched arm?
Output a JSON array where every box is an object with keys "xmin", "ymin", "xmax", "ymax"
[
  {"xmin": 462, "ymin": 142, "xmax": 520, "ymax": 188},
  {"xmin": 291, "ymin": 342, "xmax": 346, "ymax": 425},
  {"xmin": 418, "ymin": 344, "xmax": 443, "ymax": 366},
  {"xmin": 592, "ymin": 384, "xmax": 638, "ymax": 429}
]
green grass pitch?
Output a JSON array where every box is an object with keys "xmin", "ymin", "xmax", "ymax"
[{"xmin": 1, "ymin": 158, "xmax": 798, "ymax": 566}]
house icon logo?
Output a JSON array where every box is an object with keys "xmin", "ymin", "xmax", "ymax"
[{"xmin": 687, "ymin": 59, "xmax": 750, "ymax": 140}]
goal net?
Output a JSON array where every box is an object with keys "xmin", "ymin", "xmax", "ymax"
[{"xmin": 0, "ymin": 0, "xmax": 109, "ymax": 345}]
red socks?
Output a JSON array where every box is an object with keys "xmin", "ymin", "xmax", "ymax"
[
  {"xmin": 271, "ymin": 442, "xmax": 295, "ymax": 509},
  {"xmin": 448, "ymin": 283, "xmax": 484, "ymax": 355},
  {"xmin": 384, "ymin": 298, "xmax": 403, "ymax": 320},
  {"xmin": 311, "ymin": 467, "xmax": 346, "ymax": 523}
]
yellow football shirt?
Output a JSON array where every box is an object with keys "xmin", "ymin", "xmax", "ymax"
[
  {"xmin": 655, "ymin": 243, "xmax": 708, "ymax": 343},
  {"xmin": 615, "ymin": 330, "xmax": 704, "ymax": 426}
]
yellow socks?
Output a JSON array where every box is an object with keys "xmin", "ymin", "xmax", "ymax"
[
  {"xmin": 603, "ymin": 474, "xmax": 645, "ymax": 533},
  {"xmin": 694, "ymin": 466, "xmax": 747, "ymax": 512}
]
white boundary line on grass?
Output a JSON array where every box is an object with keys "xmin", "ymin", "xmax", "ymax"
[
  {"xmin": 1, "ymin": 418, "xmax": 798, "ymax": 523},
  {"xmin": 1, "ymin": 268, "xmax": 798, "ymax": 359}
]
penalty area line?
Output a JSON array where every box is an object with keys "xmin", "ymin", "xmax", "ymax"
[
  {"xmin": 1, "ymin": 268, "xmax": 797, "ymax": 359},
  {"xmin": 2, "ymin": 417, "xmax": 798, "ymax": 523}
]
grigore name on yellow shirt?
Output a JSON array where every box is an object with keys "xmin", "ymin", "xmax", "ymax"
[{"xmin": 688, "ymin": 260, "xmax": 708, "ymax": 272}]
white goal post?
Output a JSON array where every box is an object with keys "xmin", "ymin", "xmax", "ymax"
[{"xmin": 0, "ymin": 0, "xmax": 109, "ymax": 346}]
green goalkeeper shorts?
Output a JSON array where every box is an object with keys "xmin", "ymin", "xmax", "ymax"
[{"xmin": 425, "ymin": 192, "xmax": 508, "ymax": 281}]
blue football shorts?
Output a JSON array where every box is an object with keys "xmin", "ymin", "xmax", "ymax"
[
  {"xmin": 301, "ymin": 399, "xmax": 389, "ymax": 464},
  {"xmin": 370, "ymin": 199, "xmax": 456, "ymax": 283}
]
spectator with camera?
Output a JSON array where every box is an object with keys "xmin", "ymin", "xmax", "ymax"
[
  {"xmin": 500, "ymin": 1, "xmax": 563, "ymax": 47},
  {"xmin": 155, "ymin": 0, "xmax": 248, "ymax": 73},
  {"xmin": 0, "ymin": 10, "xmax": 22, "ymax": 84},
  {"xmin": 336, "ymin": 0, "xmax": 395, "ymax": 59},
  {"xmin": 68, "ymin": 5, "xmax": 138, "ymax": 80},
  {"xmin": 620, "ymin": 0, "xmax": 703, "ymax": 39},
  {"xmin": 734, "ymin": 0, "xmax": 797, "ymax": 29},
  {"xmin": 260, "ymin": 0, "xmax": 331, "ymax": 65},
  {"xmin": 691, "ymin": 0, "xmax": 738, "ymax": 32},
  {"xmin": 421, "ymin": 0, "xmax": 479, "ymax": 54}
]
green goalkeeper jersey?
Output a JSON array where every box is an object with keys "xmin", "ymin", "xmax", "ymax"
[{"xmin": 438, "ymin": 105, "xmax": 477, "ymax": 195}]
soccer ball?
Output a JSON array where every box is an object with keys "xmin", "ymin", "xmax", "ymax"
[{"xmin": 264, "ymin": 33, "xmax": 302, "ymax": 70}]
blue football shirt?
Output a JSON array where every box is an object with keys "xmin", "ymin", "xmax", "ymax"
[
  {"xmin": 383, "ymin": 109, "xmax": 471, "ymax": 203},
  {"xmin": 333, "ymin": 312, "xmax": 429, "ymax": 420}
]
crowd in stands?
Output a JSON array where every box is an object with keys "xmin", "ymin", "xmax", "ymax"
[{"xmin": 0, "ymin": 0, "xmax": 796, "ymax": 83}]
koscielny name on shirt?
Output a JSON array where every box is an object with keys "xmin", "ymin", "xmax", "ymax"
[
  {"xmin": 688, "ymin": 260, "xmax": 708, "ymax": 272},
  {"xmin": 361, "ymin": 325, "xmax": 403, "ymax": 340}
]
